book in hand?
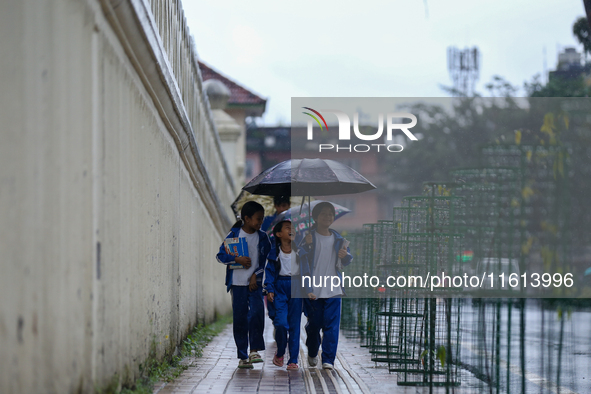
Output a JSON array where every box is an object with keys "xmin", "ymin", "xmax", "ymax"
[{"xmin": 224, "ymin": 237, "xmax": 249, "ymax": 270}]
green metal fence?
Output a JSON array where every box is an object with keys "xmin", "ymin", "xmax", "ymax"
[{"xmin": 339, "ymin": 140, "xmax": 578, "ymax": 392}]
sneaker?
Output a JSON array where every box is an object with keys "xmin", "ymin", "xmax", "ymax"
[
  {"xmin": 287, "ymin": 363, "xmax": 299, "ymax": 370},
  {"xmin": 322, "ymin": 363, "xmax": 334, "ymax": 370},
  {"xmin": 273, "ymin": 353, "xmax": 284, "ymax": 367},
  {"xmin": 249, "ymin": 351, "xmax": 263, "ymax": 363},
  {"xmin": 308, "ymin": 355, "xmax": 318, "ymax": 367},
  {"xmin": 238, "ymin": 359, "xmax": 253, "ymax": 369}
]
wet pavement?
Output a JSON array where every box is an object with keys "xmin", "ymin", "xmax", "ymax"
[{"xmin": 153, "ymin": 313, "xmax": 488, "ymax": 394}]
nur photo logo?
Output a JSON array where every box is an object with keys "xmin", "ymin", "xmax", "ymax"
[{"xmin": 302, "ymin": 107, "xmax": 418, "ymax": 153}]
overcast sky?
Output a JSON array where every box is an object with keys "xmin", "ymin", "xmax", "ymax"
[{"xmin": 183, "ymin": 0, "xmax": 586, "ymax": 126}]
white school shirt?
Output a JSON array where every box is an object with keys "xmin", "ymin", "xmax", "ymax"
[
  {"xmin": 232, "ymin": 229, "xmax": 259, "ymax": 285},
  {"xmin": 279, "ymin": 249, "xmax": 298, "ymax": 276},
  {"xmin": 312, "ymin": 232, "xmax": 343, "ymax": 298}
]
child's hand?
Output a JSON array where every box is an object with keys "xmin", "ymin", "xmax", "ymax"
[
  {"xmin": 267, "ymin": 292, "xmax": 274, "ymax": 302},
  {"xmin": 235, "ymin": 256, "xmax": 252, "ymax": 268},
  {"xmin": 338, "ymin": 249, "xmax": 347, "ymax": 259},
  {"xmin": 249, "ymin": 274, "xmax": 258, "ymax": 291},
  {"xmin": 308, "ymin": 293, "xmax": 317, "ymax": 300},
  {"xmin": 305, "ymin": 232, "xmax": 313, "ymax": 245}
]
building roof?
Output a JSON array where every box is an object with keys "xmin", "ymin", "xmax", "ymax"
[{"xmin": 198, "ymin": 61, "xmax": 267, "ymax": 117}]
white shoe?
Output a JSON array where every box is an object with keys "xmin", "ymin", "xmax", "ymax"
[
  {"xmin": 308, "ymin": 355, "xmax": 318, "ymax": 367},
  {"xmin": 322, "ymin": 363, "xmax": 334, "ymax": 370}
]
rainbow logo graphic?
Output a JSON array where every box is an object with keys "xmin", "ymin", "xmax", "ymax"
[{"xmin": 302, "ymin": 107, "xmax": 329, "ymax": 131}]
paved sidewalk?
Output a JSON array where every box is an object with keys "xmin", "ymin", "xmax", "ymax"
[{"xmin": 153, "ymin": 314, "xmax": 483, "ymax": 394}]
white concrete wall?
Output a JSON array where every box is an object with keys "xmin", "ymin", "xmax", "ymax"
[{"xmin": 0, "ymin": 0, "xmax": 234, "ymax": 392}]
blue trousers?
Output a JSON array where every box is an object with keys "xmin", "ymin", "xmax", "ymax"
[
  {"xmin": 304, "ymin": 297, "xmax": 342, "ymax": 365},
  {"xmin": 267, "ymin": 294, "xmax": 276, "ymax": 322},
  {"xmin": 273, "ymin": 277, "xmax": 303, "ymax": 364},
  {"xmin": 231, "ymin": 285, "xmax": 265, "ymax": 360}
]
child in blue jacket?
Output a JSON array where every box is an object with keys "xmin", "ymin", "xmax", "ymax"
[
  {"xmin": 261, "ymin": 195, "xmax": 291, "ymax": 325},
  {"xmin": 216, "ymin": 201, "xmax": 271, "ymax": 369},
  {"xmin": 299, "ymin": 202, "xmax": 353, "ymax": 370},
  {"xmin": 265, "ymin": 220, "xmax": 302, "ymax": 370}
]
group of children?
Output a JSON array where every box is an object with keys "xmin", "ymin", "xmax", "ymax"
[{"xmin": 216, "ymin": 197, "xmax": 352, "ymax": 370}]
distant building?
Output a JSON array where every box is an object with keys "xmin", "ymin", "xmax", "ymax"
[
  {"xmin": 245, "ymin": 126, "xmax": 291, "ymax": 182},
  {"xmin": 200, "ymin": 61, "xmax": 267, "ymax": 186},
  {"xmin": 558, "ymin": 47, "xmax": 581, "ymax": 67},
  {"xmin": 550, "ymin": 47, "xmax": 591, "ymax": 81}
]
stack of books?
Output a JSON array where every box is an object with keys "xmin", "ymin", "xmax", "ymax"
[{"xmin": 223, "ymin": 237, "xmax": 249, "ymax": 269}]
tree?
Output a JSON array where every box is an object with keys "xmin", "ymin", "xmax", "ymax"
[
  {"xmin": 573, "ymin": 17, "xmax": 591, "ymax": 56},
  {"xmin": 525, "ymin": 74, "xmax": 590, "ymax": 97},
  {"xmin": 388, "ymin": 76, "xmax": 530, "ymax": 195}
]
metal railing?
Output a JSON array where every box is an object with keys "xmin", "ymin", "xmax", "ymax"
[{"xmin": 145, "ymin": 0, "xmax": 236, "ymax": 209}]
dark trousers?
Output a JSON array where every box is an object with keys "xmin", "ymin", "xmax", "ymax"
[
  {"xmin": 304, "ymin": 297, "xmax": 342, "ymax": 365},
  {"xmin": 231, "ymin": 285, "xmax": 265, "ymax": 360},
  {"xmin": 267, "ymin": 294, "xmax": 276, "ymax": 321},
  {"xmin": 273, "ymin": 277, "xmax": 303, "ymax": 364}
]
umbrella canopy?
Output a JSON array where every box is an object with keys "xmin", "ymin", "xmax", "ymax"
[
  {"xmin": 266, "ymin": 200, "xmax": 351, "ymax": 236},
  {"xmin": 242, "ymin": 158, "xmax": 376, "ymax": 197}
]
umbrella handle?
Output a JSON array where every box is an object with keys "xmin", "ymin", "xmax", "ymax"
[
  {"xmin": 307, "ymin": 195, "xmax": 311, "ymax": 235},
  {"xmin": 299, "ymin": 196, "xmax": 306, "ymax": 216},
  {"xmin": 299, "ymin": 196, "xmax": 313, "ymax": 237}
]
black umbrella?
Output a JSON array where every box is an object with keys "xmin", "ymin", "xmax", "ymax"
[
  {"xmin": 242, "ymin": 158, "xmax": 376, "ymax": 197},
  {"xmin": 242, "ymin": 158, "xmax": 376, "ymax": 231}
]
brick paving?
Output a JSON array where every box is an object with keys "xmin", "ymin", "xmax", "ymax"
[
  {"xmin": 153, "ymin": 315, "xmax": 310, "ymax": 394},
  {"xmin": 154, "ymin": 314, "xmax": 484, "ymax": 394}
]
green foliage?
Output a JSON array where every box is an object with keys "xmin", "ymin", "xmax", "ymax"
[
  {"xmin": 525, "ymin": 74, "xmax": 591, "ymax": 98},
  {"xmin": 419, "ymin": 348, "xmax": 429, "ymax": 365},
  {"xmin": 485, "ymin": 75, "xmax": 520, "ymax": 97},
  {"xmin": 389, "ymin": 66, "xmax": 591, "ymax": 250},
  {"xmin": 118, "ymin": 314, "xmax": 232, "ymax": 394},
  {"xmin": 436, "ymin": 345, "xmax": 447, "ymax": 368},
  {"xmin": 557, "ymin": 306, "xmax": 573, "ymax": 321},
  {"xmin": 525, "ymin": 16, "xmax": 591, "ymax": 98},
  {"xmin": 419, "ymin": 346, "xmax": 447, "ymax": 369},
  {"xmin": 387, "ymin": 81, "xmax": 530, "ymax": 195},
  {"xmin": 573, "ymin": 17, "xmax": 591, "ymax": 55}
]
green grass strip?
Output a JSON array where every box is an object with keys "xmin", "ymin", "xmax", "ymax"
[{"xmin": 119, "ymin": 314, "xmax": 232, "ymax": 394}]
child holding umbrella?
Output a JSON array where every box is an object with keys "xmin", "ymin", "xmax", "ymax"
[{"xmin": 298, "ymin": 202, "xmax": 353, "ymax": 370}]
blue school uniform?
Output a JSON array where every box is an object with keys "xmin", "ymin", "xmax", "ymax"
[
  {"xmin": 261, "ymin": 213, "xmax": 278, "ymax": 322},
  {"xmin": 217, "ymin": 226, "xmax": 271, "ymax": 360},
  {"xmin": 264, "ymin": 246, "xmax": 302, "ymax": 364},
  {"xmin": 298, "ymin": 229, "xmax": 353, "ymax": 366},
  {"xmin": 261, "ymin": 212, "xmax": 278, "ymax": 233}
]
